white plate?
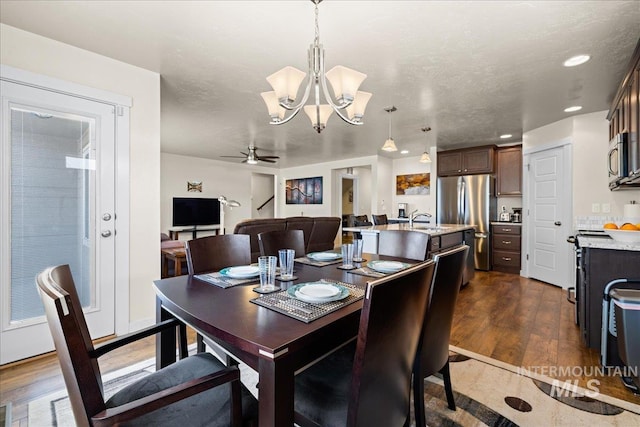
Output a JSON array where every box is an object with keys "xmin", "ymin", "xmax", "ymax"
[
  {"xmin": 307, "ymin": 252, "xmax": 341, "ymax": 261},
  {"xmin": 604, "ymin": 229, "xmax": 640, "ymax": 243},
  {"xmin": 298, "ymin": 283, "xmax": 340, "ymax": 298},
  {"xmin": 367, "ymin": 260, "xmax": 407, "ymax": 273},
  {"xmin": 221, "ymin": 265, "xmax": 260, "ymax": 278},
  {"xmin": 288, "ymin": 283, "xmax": 350, "ymax": 303}
]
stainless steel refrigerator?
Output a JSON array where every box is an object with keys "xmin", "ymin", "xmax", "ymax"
[{"xmin": 437, "ymin": 174, "xmax": 496, "ymax": 271}]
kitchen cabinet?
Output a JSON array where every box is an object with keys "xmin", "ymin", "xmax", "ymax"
[
  {"xmin": 491, "ymin": 223, "xmax": 520, "ymax": 274},
  {"xmin": 437, "ymin": 145, "xmax": 496, "ymax": 176},
  {"xmin": 496, "ymin": 145, "xmax": 522, "ymax": 196},
  {"xmin": 578, "ymin": 245, "xmax": 640, "ymax": 354}
]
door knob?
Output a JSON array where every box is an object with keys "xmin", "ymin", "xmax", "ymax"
[
  {"xmin": 554, "ymin": 221, "xmax": 562, "ymax": 226},
  {"xmin": 101, "ymin": 230, "xmax": 112, "ymax": 237}
]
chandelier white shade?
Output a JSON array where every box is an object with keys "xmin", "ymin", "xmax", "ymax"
[
  {"xmin": 261, "ymin": 0, "xmax": 371, "ymax": 133},
  {"xmin": 381, "ymin": 106, "xmax": 398, "ymax": 152}
]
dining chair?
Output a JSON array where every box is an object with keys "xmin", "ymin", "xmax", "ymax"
[
  {"xmin": 36, "ymin": 264, "xmax": 257, "ymax": 427},
  {"xmin": 371, "ymin": 214, "xmax": 388, "ymax": 225},
  {"xmin": 378, "ymin": 229, "xmax": 431, "ymax": 261},
  {"xmin": 258, "ymin": 229, "xmax": 306, "ymax": 258},
  {"xmin": 413, "ymin": 245, "xmax": 469, "ymax": 425},
  {"xmin": 186, "ymin": 234, "xmax": 251, "ymax": 356},
  {"xmin": 294, "ymin": 260, "xmax": 436, "ymax": 427}
]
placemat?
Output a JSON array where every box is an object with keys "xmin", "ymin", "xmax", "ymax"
[
  {"xmin": 194, "ymin": 272, "xmax": 259, "ymax": 289},
  {"xmin": 250, "ymin": 279, "xmax": 366, "ymax": 323},
  {"xmin": 294, "ymin": 257, "xmax": 343, "ymax": 267}
]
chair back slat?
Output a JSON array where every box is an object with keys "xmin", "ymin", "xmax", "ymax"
[
  {"xmin": 347, "ymin": 260, "xmax": 435, "ymax": 427},
  {"xmin": 378, "ymin": 230, "xmax": 431, "ymax": 261},
  {"xmin": 186, "ymin": 234, "xmax": 251, "ymax": 275},
  {"xmin": 371, "ymin": 214, "xmax": 388, "ymax": 225},
  {"xmin": 37, "ymin": 265, "xmax": 105, "ymax": 427},
  {"xmin": 258, "ymin": 229, "xmax": 306, "ymax": 258}
]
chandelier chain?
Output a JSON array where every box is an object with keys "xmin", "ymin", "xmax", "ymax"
[{"xmin": 314, "ymin": 1, "xmax": 320, "ymax": 46}]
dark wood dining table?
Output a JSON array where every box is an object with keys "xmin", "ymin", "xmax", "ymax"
[{"xmin": 153, "ymin": 253, "xmax": 399, "ymax": 427}]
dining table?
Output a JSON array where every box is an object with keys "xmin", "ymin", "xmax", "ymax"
[{"xmin": 153, "ymin": 252, "xmax": 414, "ymax": 427}]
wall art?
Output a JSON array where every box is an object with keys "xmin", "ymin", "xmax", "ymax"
[
  {"xmin": 396, "ymin": 173, "xmax": 430, "ymax": 195},
  {"xmin": 187, "ymin": 181, "xmax": 202, "ymax": 192},
  {"xmin": 285, "ymin": 176, "xmax": 323, "ymax": 204}
]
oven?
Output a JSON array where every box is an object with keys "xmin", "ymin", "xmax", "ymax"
[{"xmin": 608, "ymin": 133, "xmax": 629, "ymax": 189}]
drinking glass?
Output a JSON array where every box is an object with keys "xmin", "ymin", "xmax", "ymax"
[
  {"xmin": 341, "ymin": 243, "xmax": 354, "ymax": 268},
  {"xmin": 278, "ymin": 249, "xmax": 295, "ymax": 281},
  {"xmin": 258, "ymin": 255, "xmax": 277, "ymax": 292},
  {"xmin": 353, "ymin": 238, "xmax": 364, "ymax": 262}
]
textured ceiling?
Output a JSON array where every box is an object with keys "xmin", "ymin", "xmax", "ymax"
[{"xmin": 1, "ymin": 1, "xmax": 639, "ymax": 168}]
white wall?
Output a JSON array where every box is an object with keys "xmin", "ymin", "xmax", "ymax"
[
  {"xmin": 161, "ymin": 153, "xmax": 276, "ymax": 235},
  {"xmin": 251, "ymin": 173, "xmax": 275, "ymax": 218},
  {"xmin": 1, "ymin": 24, "xmax": 160, "ymax": 327},
  {"xmin": 391, "ymin": 146, "xmax": 437, "ymax": 217},
  {"xmin": 524, "ymin": 111, "xmax": 640, "ymax": 222}
]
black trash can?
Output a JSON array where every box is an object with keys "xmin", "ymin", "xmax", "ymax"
[{"xmin": 611, "ymin": 288, "xmax": 640, "ymax": 392}]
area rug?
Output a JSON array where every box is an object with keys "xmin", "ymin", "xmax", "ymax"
[{"xmin": 29, "ymin": 346, "xmax": 640, "ymax": 426}]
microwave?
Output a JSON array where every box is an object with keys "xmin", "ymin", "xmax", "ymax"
[{"xmin": 608, "ymin": 133, "xmax": 629, "ymax": 189}]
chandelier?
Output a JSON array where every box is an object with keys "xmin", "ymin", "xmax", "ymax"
[
  {"xmin": 419, "ymin": 127, "xmax": 432, "ymax": 163},
  {"xmin": 260, "ymin": 0, "xmax": 372, "ymax": 133}
]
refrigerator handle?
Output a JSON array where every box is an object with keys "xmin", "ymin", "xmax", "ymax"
[{"xmin": 458, "ymin": 179, "xmax": 465, "ymax": 224}]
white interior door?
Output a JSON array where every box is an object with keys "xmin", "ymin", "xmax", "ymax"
[
  {"xmin": 1, "ymin": 80, "xmax": 116, "ymax": 364},
  {"xmin": 526, "ymin": 145, "xmax": 571, "ymax": 287}
]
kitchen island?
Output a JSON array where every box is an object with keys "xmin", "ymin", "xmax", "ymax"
[{"xmin": 343, "ymin": 223, "xmax": 476, "ymax": 285}]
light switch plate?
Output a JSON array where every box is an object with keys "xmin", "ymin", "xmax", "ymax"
[
  {"xmin": 602, "ymin": 203, "xmax": 611, "ymax": 213},
  {"xmin": 592, "ymin": 203, "xmax": 600, "ymax": 213}
]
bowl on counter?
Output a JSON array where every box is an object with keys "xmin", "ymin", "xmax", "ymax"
[{"xmin": 603, "ymin": 229, "xmax": 640, "ymax": 243}]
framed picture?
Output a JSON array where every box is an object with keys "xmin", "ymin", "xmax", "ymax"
[
  {"xmin": 396, "ymin": 173, "xmax": 430, "ymax": 195},
  {"xmin": 286, "ymin": 176, "xmax": 323, "ymax": 204}
]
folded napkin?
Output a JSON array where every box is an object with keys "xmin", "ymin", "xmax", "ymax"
[
  {"xmin": 294, "ymin": 257, "xmax": 343, "ymax": 267},
  {"xmin": 194, "ymin": 272, "xmax": 258, "ymax": 289},
  {"xmin": 348, "ymin": 267, "xmax": 386, "ymax": 278}
]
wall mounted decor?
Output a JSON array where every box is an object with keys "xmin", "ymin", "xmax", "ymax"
[
  {"xmin": 187, "ymin": 181, "xmax": 202, "ymax": 192},
  {"xmin": 286, "ymin": 176, "xmax": 323, "ymax": 204},
  {"xmin": 396, "ymin": 173, "xmax": 430, "ymax": 195}
]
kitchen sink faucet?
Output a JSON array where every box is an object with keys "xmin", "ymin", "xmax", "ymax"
[{"xmin": 409, "ymin": 210, "xmax": 432, "ymax": 228}]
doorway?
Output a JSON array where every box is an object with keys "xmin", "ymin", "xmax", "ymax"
[
  {"xmin": 340, "ymin": 174, "xmax": 357, "ymax": 243},
  {"xmin": 1, "ymin": 69, "xmax": 129, "ymax": 364},
  {"xmin": 523, "ymin": 140, "xmax": 573, "ymax": 288}
]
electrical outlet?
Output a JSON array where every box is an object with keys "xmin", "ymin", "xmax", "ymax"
[
  {"xmin": 591, "ymin": 203, "xmax": 600, "ymax": 213},
  {"xmin": 602, "ymin": 203, "xmax": 611, "ymax": 213}
]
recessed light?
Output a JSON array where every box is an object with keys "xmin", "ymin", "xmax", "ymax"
[
  {"xmin": 400, "ymin": 149, "xmax": 409, "ymax": 154},
  {"xmin": 564, "ymin": 106, "xmax": 582, "ymax": 113},
  {"xmin": 563, "ymin": 55, "xmax": 590, "ymax": 67},
  {"xmin": 500, "ymin": 134, "xmax": 512, "ymax": 139}
]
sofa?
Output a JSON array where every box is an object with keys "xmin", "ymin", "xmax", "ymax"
[{"xmin": 233, "ymin": 216, "xmax": 341, "ymax": 262}]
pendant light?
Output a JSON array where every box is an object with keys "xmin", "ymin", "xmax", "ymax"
[
  {"xmin": 419, "ymin": 126, "xmax": 432, "ymax": 163},
  {"xmin": 381, "ymin": 106, "xmax": 398, "ymax": 152}
]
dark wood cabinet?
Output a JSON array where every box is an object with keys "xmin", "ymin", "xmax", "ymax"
[
  {"xmin": 437, "ymin": 145, "xmax": 496, "ymax": 176},
  {"xmin": 496, "ymin": 145, "xmax": 522, "ymax": 196},
  {"xmin": 578, "ymin": 246, "xmax": 640, "ymax": 352},
  {"xmin": 491, "ymin": 224, "xmax": 521, "ymax": 274}
]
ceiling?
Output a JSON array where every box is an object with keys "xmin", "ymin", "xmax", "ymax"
[{"xmin": 1, "ymin": 1, "xmax": 639, "ymax": 168}]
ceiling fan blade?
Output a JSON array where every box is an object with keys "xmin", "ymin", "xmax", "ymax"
[
  {"xmin": 258, "ymin": 155, "xmax": 280, "ymax": 159},
  {"xmin": 259, "ymin": 158, "xmax": 277, "ymax": 163},
  {"xmin": 220, "ymin": 155, "xmax": 247, "ymax": 158}
]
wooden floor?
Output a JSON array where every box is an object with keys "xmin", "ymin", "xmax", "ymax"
[{"xmin": 1, "ymin": 271, "xmax": 638, "ymax": 426}]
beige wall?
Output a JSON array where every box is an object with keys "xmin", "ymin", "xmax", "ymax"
[
  {"xmin": 524, "ymin": 111, "xmax": 640, "ymax": 221},
  {"xmin": 391, "ymin": 147, "xmax": 437, "ymax": 217},
  {"xmin": 161, "ymin": 153, "xmax": 276, "ymax": 235},
  {"xmin": 1, "ymin": 24, "xmax": 160, "ymax": 327}
]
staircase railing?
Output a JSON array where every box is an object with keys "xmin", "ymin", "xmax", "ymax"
[{"xmin": 257, "ymin": 195, "xmax": 274, "ymax": 211}]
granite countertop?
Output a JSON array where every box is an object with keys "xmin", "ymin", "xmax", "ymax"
[
  {"xmin": 577, "ymin": 235, "xmax": 640, "ymax": 252},
  {"xmin": 342, "ymin": 223, "xmax": 474, "ymax": 237},
  {"xmin": 491, "ymin": 221, "xmax": 522, "ymax": 226}
]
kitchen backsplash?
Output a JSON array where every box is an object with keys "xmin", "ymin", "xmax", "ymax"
[{"xmin": 573, "ymin": 216, "xmax": 626, "ymax": 230}]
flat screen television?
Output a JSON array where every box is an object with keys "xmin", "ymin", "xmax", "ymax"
[{"xmin": 172, "ymin": 197, "xmax": 220, "ymax": 227}]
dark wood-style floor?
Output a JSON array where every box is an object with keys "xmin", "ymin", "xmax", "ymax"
[{"xmin": 1, "ymin": 271, "xmax": 637, "ymax": 426}]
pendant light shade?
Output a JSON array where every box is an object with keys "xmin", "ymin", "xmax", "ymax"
[
  {"xmin": 419, "ymin": 126, "xmax": 432, "ymax": 163},
  {"xmin": 382, "ymin": 106, "xmax": 398, "ymax": 152}
]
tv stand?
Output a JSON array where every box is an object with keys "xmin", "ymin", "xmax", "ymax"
[{"xmin": 168, "ymin": 225, "xmax": 221, "ymax": 240}]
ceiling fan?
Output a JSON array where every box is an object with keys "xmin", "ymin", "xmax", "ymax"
[{"xmin": 220, "ymin": 146, "xmax": 280, "ymax": 164}]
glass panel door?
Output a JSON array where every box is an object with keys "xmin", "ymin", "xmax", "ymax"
[{"xmin": 1, "ymin": 80, "xmax": 116, "ymax": 364}]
